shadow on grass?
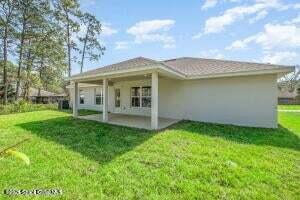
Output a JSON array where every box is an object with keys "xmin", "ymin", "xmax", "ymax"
[
  {"xmin": 17, "ymin": 116, "xmax": 299, "ymax": 166},
  {"xmin": 172, "ymin": 121, "xmax": 300, "ymax": 152},
  {"xmin": 17, "ymin": 116, "xmax": 153, "ymax": 164},
  {"xmin": 60, "ymin": 109, "xmax": 102, "ymax": 116}
]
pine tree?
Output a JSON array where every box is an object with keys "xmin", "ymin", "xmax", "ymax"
[
  {"xmin": 0, "ymin": 0, "xmax": 18, "ymax": 104},
  {"xmin": 78, "ymin": 12, "xmax": 105, "ymax": 73},
  {"xmin": 53, "ymin": 0, "xmax": 81, "ymax": 79}
]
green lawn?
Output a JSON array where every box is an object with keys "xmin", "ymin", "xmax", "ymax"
[
  {"xmin": 64, "ymin": 109, "xmax": 101, "ymax": 116},
  {"xmin": 278, "ymin": 105, "xmax": 300, "ymax": 110},
  {"xmin": 0, "ymin": 111, "xmax": 299, "ymax": 199}
]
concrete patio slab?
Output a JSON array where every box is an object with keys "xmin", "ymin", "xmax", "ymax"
[{"xmin": 77, "ymin": 113, "xmax": 180, "ymax": 130}]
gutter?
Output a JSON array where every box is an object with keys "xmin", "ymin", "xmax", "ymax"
[{"xmin": 186, "ymin": 67, "xmax": 294, "ymax": 80}]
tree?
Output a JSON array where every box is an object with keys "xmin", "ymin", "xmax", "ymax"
[
  {"xmin": 14, "ymin": 0, "xmax": 48, "ymax": 100},
  {"xmin": 0, "ymin": 0, "xmax": 102, "ymax": 104},
  {"xmin": 0, "ymin": 0, "xmax": 17, "ymax": 104},
  {"xmin": 15, "ymin": 0, "xmax": 66, "ymax": 100},
  {"xmin": 78, "ymin": 12, "xmax": 105, "ymax": 73},
  {"xmin": 53, "ymin": 0, "xmax": 81, "ymax": 79},
  {"xmin": 280, "ymin": 65, "xmax": 300, "ymax": 92},
  {"xmin": 33, "ymin": 22, "xmax": 67, "ymax": 96},
  {"xmin": 0, "ymin": 60, "xmax": 19, "ymax": 101}
]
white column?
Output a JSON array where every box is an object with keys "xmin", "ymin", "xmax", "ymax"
[
  {"xmin": 103, "ymin": 78, "xmax": 108, "ymax": 122},
  {"xmin": 151, "ymin": 72, "xmax": 158, "ymax": 130},
  {"xmin": 73, "ymin": 82, "xmax": 79, "ymax": 117}
]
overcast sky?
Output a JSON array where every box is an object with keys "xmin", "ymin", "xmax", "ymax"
[{"xmin": 75, "ymin": 0, "xmax": 300, "ymax": 74}]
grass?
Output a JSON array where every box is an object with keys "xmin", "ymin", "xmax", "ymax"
[
  {"xmin": 63, "ymin": 109, "xmax": 102, "ymax": 116},
  {"xmin": 78, "ymin": 109, "xmax": 101, "ymax": 116},
  {"xmin": 0, "ymin": 101, "xmax": 57, "ymax": 115},
  {"xmin": 278, "ymin": 105, "xmax": 300, "ymax": 110},
  {"xmin": 0, "ymin": 111, "xmax": 299, "ymax": 199}
]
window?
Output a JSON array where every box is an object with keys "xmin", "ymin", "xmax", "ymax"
[
  {"xmin": 131, "ymin": 86, "xmax": 151, "ymax": 108},
  {"xmin": 95, "ymin": 89, "xmax": 103, "ymax": 105},
  {"xmin": 142, "ymin": 87, "xmax": 151, "ymax": 108},
  {"xmin": 79, "ymin": 90, "xmax": 84, "ymax": 104},
  {"xmin": 131, "ymin": 87, "xmax": 140, "ymax": 107},
  {"xmin": 115, "ymin": 89, "xmax": 120, "ymax": 107}
]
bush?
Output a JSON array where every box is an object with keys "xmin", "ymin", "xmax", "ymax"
[{"xmin": 0, "ymin": 100, "xmax": 57, "ymax": 115}]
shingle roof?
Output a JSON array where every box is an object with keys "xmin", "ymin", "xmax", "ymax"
[
  {"xmin": 71, "ymin": 56, "xmax": 293, "ymax": 79},
  {"xmin": 27, "ymin": 88, "xmax": 66, "ymax": 97},
  {"xmin": 72, "ymin": 57, "xmax": 159, "ymax": 78},
  {"xmin": 162, "ymin": 57, "xmax": 291, "ymax": 77}
]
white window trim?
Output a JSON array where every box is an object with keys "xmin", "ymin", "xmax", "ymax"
[
  {"xmin": 79, "ymin": 90, "xmax": 84, "ymax": 105},
  {"xmin": 131, "ymin": 86, "xmax": 140, "ymax": 108},
  {"xmin": 130, "ymin": 86, "xmax": 151, "ymax": 108},
  {"xmin": 115, "ymin": 88, "xmax": 121, "ymax": 108},
  {"xmin": 94, "ymin": 88, "xmax": 103, "ymax": 105},
  {"xmin": 141, "ymin": 86, "xmax": 151, "ymax": 108}
]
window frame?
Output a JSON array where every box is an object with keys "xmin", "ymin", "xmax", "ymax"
[
  {"xmin": 141, "ymin": 86, "xmax": 151, "ymax": 108},
  {"xmin": 130, "ymin": 86, "xmax": 151, "ymax": 108},
  {"xmin": 115, "ymin": 88, "xmax": 121, "ymax": 108},
  {"xmin": 94, "ymin": 88, "xmax": 103, "ymax": 105},
  {"xmin": 131, "ymin": 87, "xmax": 140, "ymax": 108},
  {"xmin": 79, "ymin": 90, "xmax": 85, "ymax": 105}
]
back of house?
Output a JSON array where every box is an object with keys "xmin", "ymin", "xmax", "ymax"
[{"xmin": 68, "ymin": 57, "xmax": 294, "ymax": 129}]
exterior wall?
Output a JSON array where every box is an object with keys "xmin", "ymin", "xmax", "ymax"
[
  {"xmin": 69, "ymin": 85, "xmax": 114, "ymax": 112},
  {"xmin": 113, "ymin": 79, "xmax": 151, "ymax": 116},
  {"xmin": 159, "ymin": 74, "xmax": 278, "ymax": 128},
  {"xmin": 158, "ymin": 78, "xmax": 185, "ymax": 119},
  {"xmin": 69, "ymin": 74, "xmax": 278, "ymax": 128},
  {"xmin": 179, "ymin": 74, "xmax": 278, "ymax": 128}
]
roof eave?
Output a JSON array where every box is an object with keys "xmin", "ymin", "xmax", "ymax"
[
  {"xmin": 70, "ymin": 63, "xmax": 185, "ymax": 82},
  {"xmin": 186, "ymin": 67, "xmax": 294, "ymax": 80}
]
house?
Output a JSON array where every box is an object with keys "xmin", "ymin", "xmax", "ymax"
[
  {"xmin": 22, "ymin": 88, "xmax": 66, "ymax": 104},
  {"xmin": 1, "ymin": 69, "xmax": 66, "ymax": 104},
  {"xmin": 68, "ymin": 57, "xmax": 293, "ymax": 130},
  {"xmin": 277, "ymin": 81, "xmax": 300, "ymax": 104}
]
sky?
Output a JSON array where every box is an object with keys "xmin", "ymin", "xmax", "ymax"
[{"xmin": 74, "ymin": 0, "xmax": 300, "ymax": 74}]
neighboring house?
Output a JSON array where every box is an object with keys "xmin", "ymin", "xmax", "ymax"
[
  {"xmin": 1, "ymin": 70, "xmax": 66, "ymax": 104},
  {"xmin": 277, "ymin": 81, "xmax": 300, "ymax": 104},
  {"xmin": 21, "ymin": 88, "xmax": 66, "ymax": 104},
  {"xmin": 68, "ymin": 57, "xmax": 293, "ymax": 130}
]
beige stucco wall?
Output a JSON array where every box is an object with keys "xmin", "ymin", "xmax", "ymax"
[
  {"xmin": 158, "ymin": 74, "xmax": 277, "ymax": 128},
  {"xmin": 69, "ymin": 74, "xmax": 278, "ymax": 128},
  {"xmin": 69, "ymin": 85, "xmax": 114, "ymax": 112},
  {"xmin": 113, "ymin": 79, "xmax": 152, "ymax": 116},
  {"xmin": 181, "ymin": 75, "xmax": 277, "ymax": 128},
  {"xmin": 158, "ymin": 78, "xmax": 185, "ymax": 119}
]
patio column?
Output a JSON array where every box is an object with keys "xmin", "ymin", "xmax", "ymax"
[
  {"xmin": 73, "ymin": 82, "xmax": 79, "ymax": 117},
  {"xmin": 151, "ymin": 72, "xmax": 158, "ymax": 130},
  {"xmin": 103, "ymin": 78, "xmax": 108, "ymax": 122}
]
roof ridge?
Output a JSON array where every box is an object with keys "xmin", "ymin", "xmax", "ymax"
[
  {"xmin": 163, "ymin": 57, "xmax": 193, "ymax": 62},
  {"xmin": 163, "ymin": 56, "xmax": 293, "ymax": 67},
  {"xmin": 158, "ymin": 61, "xmax": 187, "ymax": 77}
]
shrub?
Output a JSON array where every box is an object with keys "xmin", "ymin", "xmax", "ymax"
[{"xmin": 0, "ymin": 100, "xmax": 57, "ymax": 115}]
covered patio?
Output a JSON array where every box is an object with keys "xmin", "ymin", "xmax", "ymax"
[
  {"xmin": 72, "ymin": 72, "xmax": 161, "ymax": 130},
  {"xmin": 70, "ymin": 57, "xmax": 187, "ymax": 130},
  {"xmin": 77, "ymin": 113, "xmax": 180, "ymax": 130}
]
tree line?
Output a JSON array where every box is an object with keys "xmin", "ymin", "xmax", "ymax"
[{"xmin": 0, "ymin": 0, "xmax": 104, "ymax": 104}]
